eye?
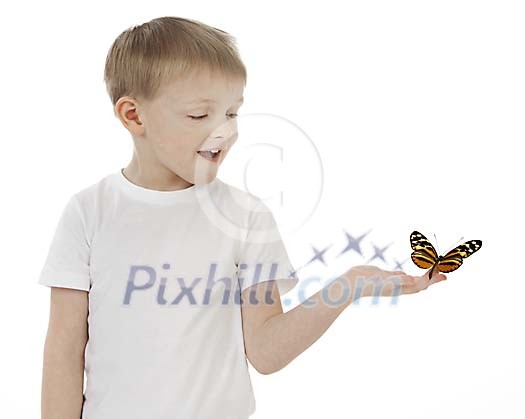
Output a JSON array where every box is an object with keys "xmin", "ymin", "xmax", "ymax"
[{"xmin": 188, "ymin": 113, "xmax": 238, "ymax": 121}]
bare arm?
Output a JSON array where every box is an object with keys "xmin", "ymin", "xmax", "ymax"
[
  {"xmin": 241, "ymin": 265, "xmax": 446, "ymax": 374},
  {"xmin": 41, "ymin": 287, "xmax": 89, "ymax": 419},
  {"xmin": 241, "ymin": 274, "xmax": 357, "ymax": 375}
]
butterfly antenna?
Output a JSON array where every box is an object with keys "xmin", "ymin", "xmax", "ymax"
[
  {"xmin": 443, "ymin": 235, "xmax": 465, "ymax": 254},
  {"xmin": 433, "ymin": 232, "xmax": 440, "ymax": 255}
]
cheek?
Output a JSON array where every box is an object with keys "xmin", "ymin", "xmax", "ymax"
[
  {"xmin": 156, "ymin": 126, "xmax": 201, "ymax": 157},
  {"xmin": 148, "ymin": 114, "xmax": 178, "ymax": 145}
]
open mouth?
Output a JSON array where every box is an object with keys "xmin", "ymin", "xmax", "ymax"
[{"xmin": 197, "ymin": 149, "xmax": 222, "ymax": 162}]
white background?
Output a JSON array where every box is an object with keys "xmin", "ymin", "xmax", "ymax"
[{"xmin": 1, "ymin": 1, "xmax": 523, "ymax": 418}]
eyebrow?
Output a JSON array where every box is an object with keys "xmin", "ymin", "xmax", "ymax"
[{"xmin": 186, "ymin": 97, "xmax": 244, "ymax": 104}]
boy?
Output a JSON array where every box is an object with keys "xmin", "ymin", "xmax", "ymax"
[{"xmin": 38, "ymin": 16, "xmax": 447, "ymax": 419}]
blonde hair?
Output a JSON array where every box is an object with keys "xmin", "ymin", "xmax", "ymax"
[{"xmin": 103, "ymin": 16, "xmax": 247, "ymax": 108}]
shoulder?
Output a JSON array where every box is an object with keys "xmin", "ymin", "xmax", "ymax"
[
  {"xmin": 62, "ymin": 172, "xmax": 116, "ymax": 242},
  {"xmin": 73, "ymin": 172, "xmax": 115, "ymax": 208}
]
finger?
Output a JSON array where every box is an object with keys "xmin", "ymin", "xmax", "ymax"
[
  {"xmin": 424, "ymin": 268, "xmax": 440, "ymax": 281},
  {"xmin": 428, "ymin": 271, "xmax": 447, "ymax": 283}
]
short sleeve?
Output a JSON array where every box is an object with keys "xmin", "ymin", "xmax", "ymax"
[
  {"xmin": 37, "ymin": 194, "xmax": 91, "ymax": 291},
  {"xmin": 237, "ymin": 199, "xmax": 298, "ymax": 296}
]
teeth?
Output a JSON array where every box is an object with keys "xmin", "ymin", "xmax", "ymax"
[{"xmin": 199, "ymin": 148, "xmax": 221, "ymax": 152}]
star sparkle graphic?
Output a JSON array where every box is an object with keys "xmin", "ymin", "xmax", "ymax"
[
  {"xmin": 335, "ymin": 228, "xmax": 372, "ymax": 258},
  {"xmin": 392, "ymin": 258, "xmax": 409, "ymax": 271},
  {"xmin": 289, "ymin": 229, "xmax": 407, "ymax": 278},
  {"xmin": 365, "ymin": 241, "xmax": 394, "ymax": 264},
  {"xmin": 295, "ymin": 243, "xmax": 333, "ymax": 270}
]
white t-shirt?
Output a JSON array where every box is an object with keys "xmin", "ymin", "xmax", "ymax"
[{"xmin": 38, "ymin": 168, "xmax": 298, "ymax": 419}]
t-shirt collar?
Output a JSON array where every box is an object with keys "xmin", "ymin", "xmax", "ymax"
[{"xmin": 113, "ymin": 168, "xmax": 215, "ymax": 205}]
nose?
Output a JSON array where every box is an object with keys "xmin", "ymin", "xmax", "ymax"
[{"xmin": 209, "ymin": 119, "xmax": 238, "ymax": 148}]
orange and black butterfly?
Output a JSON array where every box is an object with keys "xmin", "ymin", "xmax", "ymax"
[{"xmin": 410, "ymin": 231, "xmax": 482, "ymax": 280}]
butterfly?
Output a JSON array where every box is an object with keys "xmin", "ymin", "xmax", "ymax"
[{"xmin": 410, "ymin": 230, "xmax": 482, "ymax": 280}]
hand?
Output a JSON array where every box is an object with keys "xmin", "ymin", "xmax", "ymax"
[{"xmin": 344, "ymin": 265, "xmax": 447, "ymax": 299}]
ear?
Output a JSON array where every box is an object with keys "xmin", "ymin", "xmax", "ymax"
[{"xmin": 115, "ymin": 96, "xmax": 145, "ymax": 136}]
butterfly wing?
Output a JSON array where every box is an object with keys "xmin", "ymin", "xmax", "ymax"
[
  {"xmin": 410, "ymin": 231, "xmax": 439, "ymax": 269},
  {"xmin": 438, "ymin": 240, "xmax": 482, "ymax": 273},
  {"xmin": 437, "ymin": 256, "xmax": 463, "ymax": 273},
  {"xmin": 443, "ymin": 240, "xmax": 482, "ymax": 259}
]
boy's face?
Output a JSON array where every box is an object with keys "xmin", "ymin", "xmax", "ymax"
[{"xmin": 126, "ymin": 69, "xmax": 244, "ymax": 185}]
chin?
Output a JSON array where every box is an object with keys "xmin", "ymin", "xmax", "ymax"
[{"xmin": 191, "ymin": 172, "xmax": 218, "ymax": 186}]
